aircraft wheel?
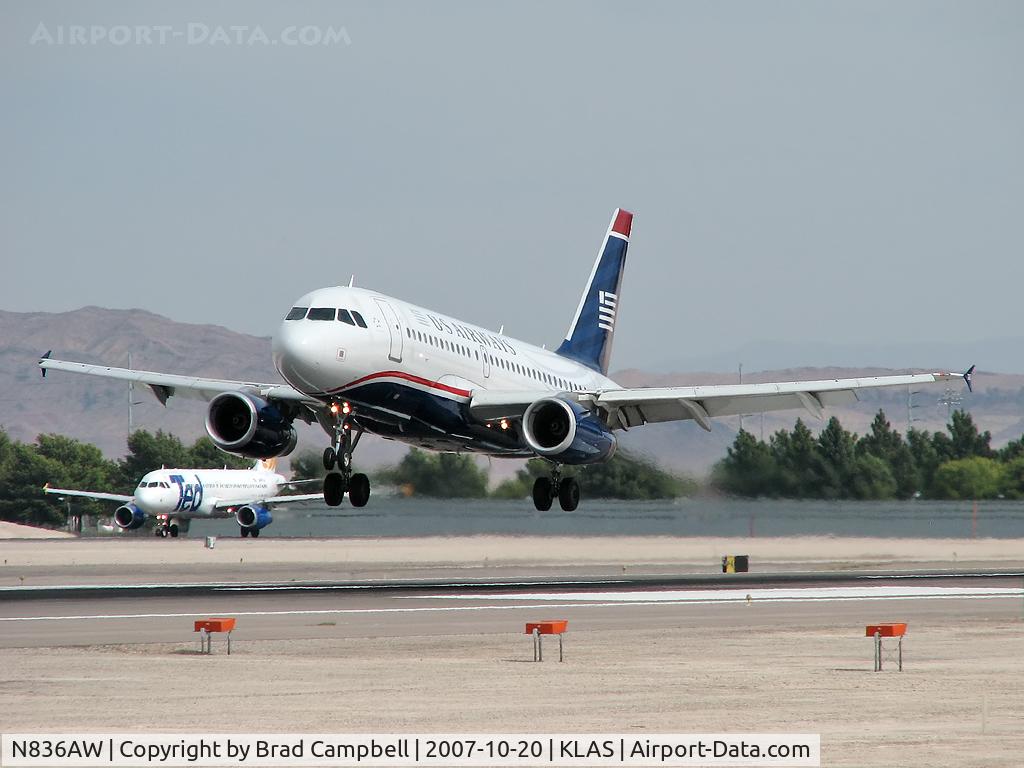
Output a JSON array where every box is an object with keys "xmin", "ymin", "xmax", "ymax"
[
  {"xmin": 160, "ymin": 528, "xmax": 169, "ymax": 538},
  {"xmin": 532, "ymin": 477, "xmax": 554, "ymax": 512},
  {"xmin": 169, "ymin": 524, "xmax": 180, "ymax": 538},
  {"xmin": 154, "ymin": 528, "xmax": 163, "ymax": 537},
  {"xmin": 558, "ymin": 477, "xmax": 580, "ymax": 512},
  {"xmin": 348, "ymin": 473, "xmax": 370, "ymax": 507},
  {"xmin": 322, "ymin": 447, "xmax": 337, "ymax": 471},
  {"xmin": 240, "ymin": 527, "xmax": 250, "ymax": 538},
  {"xmin": 323, "ymin": 472, "xmax": 345, "ymax": 507},
  {"xmin": 251, "ymin": 528, "xmax": 260, "ymax": 538}
]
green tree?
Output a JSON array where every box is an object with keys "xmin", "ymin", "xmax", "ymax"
[
  {"xmin": 998, "ymin": 436, "xmax": 1024, "ymax": 463},
  {"xmin": 1000, "ymin": 456, "xmax": 1024, "ymax": 500},
  {"xmin": 581, "ymin": 451, "xmax": 694, "ymax": 498},
  {"xmin": 380, "ymin": 449, "xmax": 489, "ymax": 497},
  {"xmin": 931, "ymin": 457, "xmax": 1003, "ymax": 500},
  {"xmin": 36, "ymin": 433, "xmax": 124, "ymax": 512},
  {"xmin": 289, "ymin": 449, "xmax": 327, "ymax": 481},
  {"xmin": 769, "ymin": 419, "xmax": 817, "ymax": 497},
  {"xmin": 491, "ymin": 476, "xmax": 530, "ymax": 499},
  {"xmin": 713, "ymin": 430, "xmax": 778, "ymax": 497},
  {"xmin": 813, "ymin": 417, "xmax": 857, "ymax": 498},
  {"xmin": 0, "ymin": 442, "xmax": 66, "ymax": 526},
  {"xmin": 858, "ymin": 411, "xmax": 919, "ymax": 498},
  {"xmin": 187, "ymin": 437, "xmax": 251, "ymax": 470},
  {"xmin": 499, "ymin": 450, "xmax": 692, "ymax": 500},
  {"xmin": 118, "ymin": 430, "xmax": 192, "ymax": 486},
  {"xmin": 947, "ymin": 410, "xmax": 993, "ymax": 460},
  {"xmin": 907, "ymin": 428, "xmax": 941, "ymax": 494},
  {"xmin": 848, "ymin": 453, "xmax": 898, "ymax": 499}
]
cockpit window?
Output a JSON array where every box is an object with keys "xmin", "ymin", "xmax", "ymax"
[
  {"xmin": 351, "ymin": 310, "xmax": 368, "ymax": 328},
  {"xmin": 338, "ymin": 309, "xmax": 355, "ymax": 326},
  {"xmin": 308, "ymin": 307, "xmax": 336, "ymax": 321},
  {"xmin": 285, "ymin": 306, "xmax": 308, "ymax": 321}
]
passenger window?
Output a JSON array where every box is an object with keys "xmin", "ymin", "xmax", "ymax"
[
  {"xmin": 308, "ymin": 307, "xmax": 336, "ymax": 321},
  {"xmin": 352, "ymin": 311, "xmax": 368, "ymax": 328},
  {"xmin": 338, "ymin": 309, "xmax": 356, "ymax": 326},
  {"xmin": 285, "ymin": 306, "xmax": 308, "ymax": 321}
]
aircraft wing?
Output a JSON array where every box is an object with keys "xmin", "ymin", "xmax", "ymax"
[
  {"xmin": 43, "ymin": 485, "xmax": 133, "ymax": 504},
  {"xmin": 470, "ymin": 370, "xmax": 972, "ymax": 431},
  {"xmin": 212, "ymin": 493, "xmax": 324, "ymax": 511},
  {"xmin": 38, "ymin": 354, "xmax": 318, "ymax": 406}
]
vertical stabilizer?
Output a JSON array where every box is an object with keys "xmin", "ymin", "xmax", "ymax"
[{"xmin": 555, "ymin": 208, "xmax": 632, "ymax": 374}]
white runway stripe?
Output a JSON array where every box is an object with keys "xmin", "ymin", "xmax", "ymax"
[
  {"xmin": 402, "ymin": 585, "xmax": 1024, "ymax": 603},
  {"xmin": 1, "ymin": 585, "xmax": 1020, "ymax": 622}
]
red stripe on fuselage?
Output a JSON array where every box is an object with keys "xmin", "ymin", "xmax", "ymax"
[{"xmin": 326, "ymin": 370, "xmax": 472, "ymax": 399}]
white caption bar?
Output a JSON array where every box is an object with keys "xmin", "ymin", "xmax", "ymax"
[{"xmin": 1, "ymin": 734, "xmax": 819, "ymax": 767}]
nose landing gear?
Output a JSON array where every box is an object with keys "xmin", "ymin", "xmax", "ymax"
[
  {"xmin": 154, "ymin": 516, "xmax": 189, "ymax": 538},
  {"xmin": 531, "ymin": 465, "xmax": 580, "ymax": 512},
  {"xmin": 322, "ymin": 406, "xmax": 370, "ymax": 508}
]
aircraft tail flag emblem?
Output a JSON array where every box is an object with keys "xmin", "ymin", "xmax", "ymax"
[{"xmin": 556, "ymin": 208, "xmax": 632, "ymax": 375}]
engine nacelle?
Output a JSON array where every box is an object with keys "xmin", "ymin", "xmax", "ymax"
[
  {"xmin": 113, "ymin": 503, "xmax": 145, "ymax": 530},
  {"xmin": 205, "ymin": 392, "xmax": 297, "ymax": 459},
  {"xmin": 522, "ymin": 397, "xmax": 617, "ymax": 465},
  {"xmin": 235, "ymin": 504, "xmax": 273, "ymax": 531}
]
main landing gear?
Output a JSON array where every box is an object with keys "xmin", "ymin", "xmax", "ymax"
[
  {"xmin": 532, "ymin": 465, "xmax": 580, "ymax": 512},
  {"xmin": 322, "ymin": 407, "xmax": 370, "ymax": 508}
]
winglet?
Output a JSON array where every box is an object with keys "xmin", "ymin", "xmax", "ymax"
[
  {"xmin": 963, "ymin": 364, "xmax": 975, "ymax": 393},
  {"xmin": 39, "ymin": 350, "xmax": 51, "ymax": 378}
]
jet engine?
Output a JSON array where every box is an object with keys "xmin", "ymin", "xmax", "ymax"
[
  {"xmin": 205, "ymin": 392, "xmax": 297, "ymax": 459},
  {"xmin": 235, "ymin": 504, "xmax": 273, "ymax": 531},
  {"xmin": 522, "ymin": 397, "xmax": 617, "ymax": 464},
  {"xmin": 113, "ymin": 503, "xmax": 145, "ymax": 530}
]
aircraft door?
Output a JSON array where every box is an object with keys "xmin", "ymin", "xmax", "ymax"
[
  {"xmin": 480, "ymin": 345, "xmax": 490, "ymax": 378},
  {"xmin": 374, "ymin": 299, "xmax": 404, "ymax": 363}
]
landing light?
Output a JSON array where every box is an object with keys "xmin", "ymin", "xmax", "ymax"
[
  {"xmin": 500, "ymin": 419, "xmax": 509, "ymax": 431},
  {"xmin": 342, "ymin": 402, "xmax": 351, "ymax": 415},
  {"xmin": 330, "ymin": 403, "xmax": 340, "ymax": 415}
]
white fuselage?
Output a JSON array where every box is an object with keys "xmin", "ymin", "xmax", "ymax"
[
  {"xmin": 271, "ymin": 286, "xmax": 618, "ymax": 452},
  {"xmin": 132, "ymin": 468, "xmax": 283, "ymax": 518}
]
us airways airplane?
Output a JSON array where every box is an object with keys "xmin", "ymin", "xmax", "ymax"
[
  {"xmin": 44, "ymin": 459, "xmax": 322, "ymax": 537},
  {"xmin": 39, "ymin": 209, "xmax": 973, "ymax": 512}
]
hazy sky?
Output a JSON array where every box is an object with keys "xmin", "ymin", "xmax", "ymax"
[{"xmin": 2, "ymin": 1, "xmax": 1021, "ymax": 371}]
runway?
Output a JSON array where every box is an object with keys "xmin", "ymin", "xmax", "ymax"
[{"xmin": 2, "ymin": 573, "xmax": 1022, "ymax": 648}]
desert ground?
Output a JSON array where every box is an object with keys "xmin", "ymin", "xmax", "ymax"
[{"xmin": 2, "ymin": 526, "xmax": 1024, "ymax": 766}]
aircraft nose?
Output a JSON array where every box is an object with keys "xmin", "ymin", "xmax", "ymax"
[
  {"xmin": 134, "ymin": 486, "xmax": 157, "ymax": 512},
  {"xmin": 273, "ymin": 318, "xmax": 325, "ymax": 393}
]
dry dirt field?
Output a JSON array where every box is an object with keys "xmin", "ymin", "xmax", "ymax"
[{"xmin": 2, "ymin": 533, "xmax": 1024, "ymax": 767}]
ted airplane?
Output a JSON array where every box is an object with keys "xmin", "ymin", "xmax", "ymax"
[
  {"xmin": 44, "ymin": 459, "xmax": 322, "ymax": 537},
  {"xmin": 39, "ymin": 209, "xmax": 972, "ymax": 512}
]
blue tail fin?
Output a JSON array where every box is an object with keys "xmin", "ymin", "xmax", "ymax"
[{"xmin": 555, "ymin": 208, "xmax": 632, "ymax": 375}]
